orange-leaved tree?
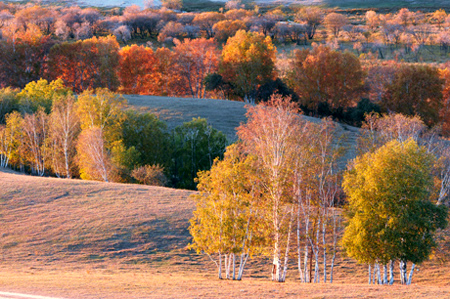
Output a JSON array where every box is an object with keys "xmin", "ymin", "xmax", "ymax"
[
  {"xmin": 381, "ymin": 63, "xmax": 443, "ymax": 126},
  {"xmin": 48, "ymin": 35, "xmax": 120, "ymax": 93},
  {"xmin": 117, "ymin": 44, "xmax": 157, "ymax": 95},
  {"xmin": 172, "ymin": 38, "xmax": 220, "ymax": 98},
  {"xmin": 286, "ymin": 44, "xmax": 364, "ymax": 114}
]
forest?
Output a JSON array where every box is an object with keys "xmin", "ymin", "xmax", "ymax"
[{"xmin": 1, "ymin": 0, "xmax": 450, "ymax": 290}]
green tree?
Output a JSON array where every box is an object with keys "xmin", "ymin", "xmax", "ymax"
[
  {"xmin": 219, "ymin": 30, "xmax": 276, "ymax": 103},
  {"xmin": 121, "ymin": 110, "xmax": 171, "ymax": 168},
  {"xmin": 170, "ymin": 117, "xmax": 227, "ymax": 190},
  {"xmin": 342, "ymin": 139, "xmax": 448, "ymax": 285},
  {"xmin": 0, "ymin": 88, "xmax": 19, "ymax": 124}
]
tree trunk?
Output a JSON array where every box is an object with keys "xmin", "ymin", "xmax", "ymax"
[
  {"xmin": 389, "ymin": 260, "xmax": 394, "ymax": 285},
  {"xmin": 297, "ymin": 204, "xmax": 303, "ymax": 282},
  {"xmin": 407, "ymin": 263, "xmax": 415, "ymax": 285},
  {"xmin": 383, "ymin": 264, "xmax": 388, "ymax": 284},
  {"xmin": 322, "ymin": 219, "xmax": 327, "ymax": 283},
  {"xmin": 372, "ymin": 264, "xmax": 376, "ymax": 284},
  {"xmin": 368, "ymin": 264, "xmax": 372, "ymax": 284},
  {"xmin": 218, "ymin": 253, "xmax": 222, "ymax": 279},
  {"xmin": 232, "ymin": 253, "xmax": 236, "ymax": 280},
  {"xmin": 376, "ymin": 263, "xmax": 382, "ymax": 284},
  {"xmin": 237, "ymin": 253, "xmax": 249, "ymax": 280},
  {"xmin": 399, "ymin": 260, "xmax": 407, "ymax": 285}
]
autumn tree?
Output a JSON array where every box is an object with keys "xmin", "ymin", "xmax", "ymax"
[
  {"xmin": 172, "ymin": 38, "xmax": 219, "ymax": 98},
  {"xmin": 343, "ymin": 139, "xmax": 448, "ymax": 285},
  {"xmin": 193, "ymin": 12, "xmax": 224, "ymax": 38},
  {"xmin": 49, "ymin": 95, "xmax": 79, "ymax": 178},
  {"xmin": 117, "ymin": 45, "xmax": 157, "ymax": 95},
  {"xmin": 295, "ymin": 6, "xmax": 324, "ymax": 40},
  {"xmin": 162, "ymin": 0, "xmax": 183, "ymax": 10},
  {"xmin": 76, "ymin": 88, "xmax": 126, "ymax": 146},
  {"xmin": 324, "ymin": 12, "xmax": 348, "ymax": 38},
  {"xmin": 21, "ymin": 108, "xmax": 49, "ymax": 176},
  {"xmin": 286, "ymin": 44, "xmax": 364, "ymax": 115},
  {"xmin": 76, "ymin": 126, "xmax": 115, "ymax": 182},
  {"xmin": 17, "ymin": 79, "xmax": 71, "ymax": 114},
  {"xmin": 212, "ymin": 19, "xmax": 246, "ymax": 43},
  {"xmin": 189, "ymin": 144, "xmax": 262, "ymax": 280},
  {"xmin": 131, "ymin": 164, "xmax": 167, "ymax": 186},
  {"xmin": 0, "ymin": 87, "xmax": 19, "ymax": 124},
  {"xmin": 0, "ymin": 24, "xmax": 54, "ymax": 88},
  {"xmin": 219, "ymin": 30, "xmax": 276, "ymax": 103},
  {"xmin": 365, "ymin": 10, "xmax": 380, "ymax": 32},
  {"xmin": 237, "ymin": 95, "xmax": 301, "ymax": 282},
  {"xmin": 48, "ymin": 35, "xmax": 120, "ymax": 93},
  {"xmin": 441, "ymin": 67, "xmax": 450, "ymax": 136},
  {"xmin": 381, "ymin": 64, "xmax": 443, "ymax": 126},
  {"xmin": 0, "ymin": 111, "xmax": 22, "ymax": 168},
  {"xmin": 432, "ymin": 9, "xmax": 447, "ymax": 30}
]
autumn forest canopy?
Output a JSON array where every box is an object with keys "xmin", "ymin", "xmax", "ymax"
[{"xmin": 2, "ymin": 0, "xmax": 450, "ymax": 288}]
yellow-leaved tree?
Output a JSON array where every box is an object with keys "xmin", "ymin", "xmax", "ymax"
[{"xmin": 219, "ymin": 30, "xmax": 276, "ymax": 103}]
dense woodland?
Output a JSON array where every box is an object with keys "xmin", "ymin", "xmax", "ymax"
[{"xmin": 2, "ymin": 0, "xmax": 450, "ymax": 287}]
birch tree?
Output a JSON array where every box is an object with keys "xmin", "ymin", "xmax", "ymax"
[
  {"xmin": 76, "ymin": 126, "xmax": 113, "ymax": 182},
  {"xmin": 0, "ymin": 111, "xmax": 22, "ymax": 168},
  {"xmin": 189, "ymin": 144, "xmax": 262, "ymax": 280},
  {"xmin": 343, "ymin": 138, "xmax": 448, "ymax": 285},
  {"xmin": 237, "ymin": 94, "xmax": 300, "ymax": 282},
  {"xmin": 49, "ymin": 95, "xmax": 79, "ymax": 178},
  {"xmin": 21, "ymin": 108, "xmax": 49, "ymax": 176}
]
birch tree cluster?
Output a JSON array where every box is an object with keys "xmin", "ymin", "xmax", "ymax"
[
  {"xmin": 0, "ymin": 79, "xmax": 227, "ymax": 189},
  {"xmin": 190, "ymin": 95, "xmax": 342, "ymax": 282}
]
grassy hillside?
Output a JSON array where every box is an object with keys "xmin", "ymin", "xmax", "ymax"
[
  {"xmin": 0, "ymin": 170, "xmax": 196, "ymax": 267},
  {"xmin": 1, "ymin": 169, "xmax": 450, "ymax": 298}
]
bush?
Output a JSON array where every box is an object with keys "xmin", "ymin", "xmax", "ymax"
[{"xmin": 132, "ymin": 164, "xmax": 168, "ymax": 186}]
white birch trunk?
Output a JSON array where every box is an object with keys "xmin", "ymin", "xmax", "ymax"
[
  {"xmin": 232, "ymin": 253, "xmax": 236, "ymax": 280},
  {"xmin": 407, "ymin": 263, "xmax": 415, "ymax": 285},
  {"xmin": 399, "ymin": 260, "xmax": 407, "ymax": 284},
  {"xmin": 389, "ymin": 260, "xmax": 394, "ymax": 285},
  {"xmin": 218, "ymin": 253, "xmax": 222, "ymax": 279},
  {"xmin": 376, "ymin": 263, "xmax": 382, "ymax": 284},
  {"xmin": 383, "ymin": 264, "xmax": 388, "ymax": 285},
  {"xmin": 304, "ymin": 243, "xmax": 309, "ymax": 283},
  {"xmin": 330, "ymin": 211, "xmax": 338, "ymax": 284},
  {"xmin": 281, "ymin": 207, "xmax": 295, "ymax": 282},
  {"xmin": 237, "ymin": 253, "xmax": 249, "ymax": 280}
]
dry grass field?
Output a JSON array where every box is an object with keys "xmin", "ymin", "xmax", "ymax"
[{"xmin": 1, "ymin": 169, "xmax": 450, "ymax": 298}]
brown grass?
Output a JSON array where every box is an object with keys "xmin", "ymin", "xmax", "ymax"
[{"xmin": 1, "ymin": 168, "xmax": 450, "ymax": 298}]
